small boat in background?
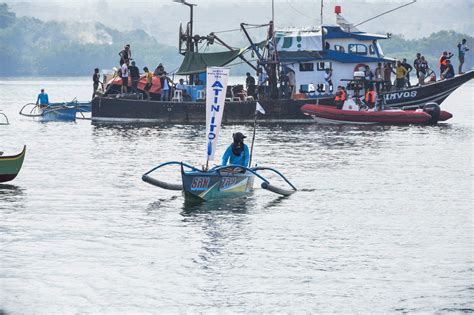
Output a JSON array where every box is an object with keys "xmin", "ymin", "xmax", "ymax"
[
  {"xmin": 19, "ymin": 99, "xmax": 91, "ymax": 122},
  {"xmin": 0, "ymin": 111, "xmax": 9, "ymax": 125},
  {"xmin": 301, "ymin": 102, "xmax": 452, "ymax": 125},
  {"xmin": 0, "ymin": 146, "xmax": 26, "ymax": 183}
]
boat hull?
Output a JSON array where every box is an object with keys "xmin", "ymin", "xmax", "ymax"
[
  {"xmin": 182, "ymin": 167, "xmax": 255, "ymax": 201},
  {"xmin": 39, "ymin": 106, "xmax": 77, "ymax": 122},
  {"xmin": 91, "ymin": 71, "xmax": 472, "ymax": 124},
  {"xmin": 301, "ymin": 104, "xmax": 451, "ymax": 125},
  {"xmin": 0, "ymin": 146, "xmax": 26, "ymax": 183}
]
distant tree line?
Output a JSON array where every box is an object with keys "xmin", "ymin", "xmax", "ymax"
[{"xmin": 0, "ymin": 3, "xmax": 472, "ymax": 77}]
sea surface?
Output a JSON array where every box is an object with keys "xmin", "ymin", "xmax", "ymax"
[{"xmin": 0, "ymin": 77, "xmax": 473, "ymax": 314}]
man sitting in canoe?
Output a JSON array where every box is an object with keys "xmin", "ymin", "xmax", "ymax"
[{"xmin": 221, "ymin": 132, "xmax": 250, "ymax": 167}]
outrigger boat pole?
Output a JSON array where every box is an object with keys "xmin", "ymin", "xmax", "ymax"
[{"xmin": 352, "ymin": 0, "xmax": 417, "ymax": 30}]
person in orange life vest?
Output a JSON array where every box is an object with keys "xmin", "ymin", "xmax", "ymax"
[
  {"xmin": 334, "ymin": 86, "xmax": 346, "ymax": 110},
  {"xmin": 364, "ymin": 86, "xmax": 376, "ymax": 109},
  {"xmin": 439, "ymin": 51, "xmax": 453, "ymax": 76}
]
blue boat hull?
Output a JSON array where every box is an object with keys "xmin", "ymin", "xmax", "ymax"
[
  {"xmin": 182, "ymin": 167, "xmax": 255, "ymax": 201},
  {"xmin": 39, "ymin": 106, "xmax": 77, "ymax": 122}
]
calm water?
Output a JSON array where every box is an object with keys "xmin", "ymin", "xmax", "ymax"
[{"xmin": 0, "ymin": 77, "xmax": 473, "ymax": 313}]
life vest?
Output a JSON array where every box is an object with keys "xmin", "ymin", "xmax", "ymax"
[
  {"xmin": 439, "ymin": 55, "xmax": 447, "ymax": 66},
  {"xmin": 365, "ymin": 90, "xmax": 375, "ymax": 103},
  {"xmin": 335, "ymin": 89, "xmax": 347, "ymax": 102}
]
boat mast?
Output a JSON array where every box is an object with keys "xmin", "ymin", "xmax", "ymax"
[{"xmin": 320, "ymin": 0, "xmax": 323, "ymax": 26}]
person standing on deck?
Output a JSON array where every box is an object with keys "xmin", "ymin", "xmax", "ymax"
[
  {"xmin": 257, "ymin": 68, "xmax": 268, "ymax": 100},
  {"xmin": 374, "ymin": 63, "xmax": 383, "ymax": 92},
  {"xmin": 143, "ymin": 67, "xmax": 153, "ymax": 100},
  {"xmin": 128, "ymin": 61, "xmax": 140, "ymax": 95},
  {"xmin": 418, "ymin": 56, "xmax": 429, "ymax": 85},
  {"xmin": 413, "ymin": 53, "xmax": 422, "ymax": 81},
  {"xmin": 287, "ymin": 69, "xmax": 296, "ymax": 97},
  {"xmin": 324, "ymin": 68, "xmax": 333, "ymax": 94},
  {"xmin": 383, "ymin": 63, "xmax": 393, "ymax": 91},
  {"xmin": 457, "ymin": 39, "xmax": 469, "ymax": 74},
  {"xmin": 160, "ymin": 72, "xmax": 171, "ymax": 101},
  {"xmin": 221, "ymin": 132, "xmax": 250, "ymax": 167},
  {"xmin": 121, "ymin": 60, "xmax": 129, "ymax": 94},
  {"xmin": 246, "ymin": 72, "xmax": 256, "ymax": 98},
  {"xmin": 92, "ymin": 68, "xmax": 102, "ymax": 99},
  {"xmin": 119, "ymin": 44, "xmax": 131, "ymax": 66},
  {"xmin": 36, "ymin": 89, "xmax": 49, "ymax": 107},
  {"xmin": 401, "ymin": 58, "xmax": 413, "ymax": 88},
  {"xmin": 392, "ymin": 61, "xmax": 408, "ymax": 90}
]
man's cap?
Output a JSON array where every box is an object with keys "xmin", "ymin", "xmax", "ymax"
[{"xmin": 233, "ymin": 132, "xmax": 246, "ymax": 141}]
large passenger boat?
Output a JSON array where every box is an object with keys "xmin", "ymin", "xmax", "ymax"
[{"xmin": 91, "ymin": 3, "xmax": 473, "ymax": 124}]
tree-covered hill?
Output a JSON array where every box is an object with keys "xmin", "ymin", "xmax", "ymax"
[
  {"xmin": 0, "ymin": 3, "xmax": 181, "ymax": 76},
  {"xmin": 0, "ymin": 3, "xmax": 472, "ymax": 77}
]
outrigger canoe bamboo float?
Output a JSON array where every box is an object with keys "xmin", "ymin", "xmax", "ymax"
[{"xmin": 0, "ymin": 146, "xmax": 26, "ymax": 183}]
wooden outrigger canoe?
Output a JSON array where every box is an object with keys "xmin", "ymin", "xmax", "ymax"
[
  {"xmin": 0, "ymin": 111, "xmax": 9, "ymax": 125},
  {"xmin": 0, "ymin": 146, "xmax": 26, "ymax": 183},
  {"xmin": 142, "ymin": 161, "xmax": 296, "ymax": 201},
  {"xmin": 19, "ymin": 99, "xmax": 91, "ymax": 122}
]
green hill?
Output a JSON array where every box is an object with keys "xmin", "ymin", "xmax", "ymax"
[{"xmin": 0, "ymin": 3, "xmax": 181, "ymax": 76}]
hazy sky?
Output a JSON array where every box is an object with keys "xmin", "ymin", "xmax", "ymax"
[{"xmin": 4, "ymin": 0, "xmax": 473, "ymax": 46}]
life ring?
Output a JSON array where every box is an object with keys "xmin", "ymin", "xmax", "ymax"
[{"xmin": 354, "ymin": 63, "xmax": 369, "ymax": 72}]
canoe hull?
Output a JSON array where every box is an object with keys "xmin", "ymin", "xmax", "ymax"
[
  {"xmin": 0, "ymin": 146, "xmax": 26, "ymax": 183},
  {"xmin": 182, "ymin": 167, "xmax": 255, "ymax": 201},
  {"xmin": 39, "ymin": 106, "xmax": 77, "ymax": 122}
]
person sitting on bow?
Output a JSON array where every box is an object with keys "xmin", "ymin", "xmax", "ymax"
[{"xmin": 221, "ymin": 132, "xmax": 250, "ymax": 167}]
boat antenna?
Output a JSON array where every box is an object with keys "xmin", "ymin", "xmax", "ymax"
[
  {"xmin": 272, "ymin": 0, "xmax": 275, "ymax": 25},
  {"xmin": 352, "ymin": 0, "xmax": 416, "ymax": 29},
  {"xmin": 320, "ymin": 0, "xmax": 323, "ymax": 26}
]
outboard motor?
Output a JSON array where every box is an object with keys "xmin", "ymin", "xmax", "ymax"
[{"xmin": 423, "ymin": 102, "xmax": 441, "ymax": 124}]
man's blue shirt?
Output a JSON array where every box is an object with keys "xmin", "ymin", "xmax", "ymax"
[
  {"xmin": 221, "ymin": 144, "xmax": 250, "ymax": 167},
  {"xmin": 36, "ymin": 93, "xmax": 49, "ymax": 105}
]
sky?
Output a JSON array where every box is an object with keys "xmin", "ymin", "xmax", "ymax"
[{"xmin": 4, "ymin": 0, "xmax": 473, "ymax": 46}]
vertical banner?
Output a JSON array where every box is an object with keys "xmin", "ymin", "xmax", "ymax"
[{"xmin": 206, "ymin": 67, "xmax": 230, "ymax": 163}]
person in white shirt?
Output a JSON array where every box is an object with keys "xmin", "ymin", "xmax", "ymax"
[
  {"xmin": 161, "ymin": 72, "xmax": 170, "ymax": 101},
  {"xmin": 457, "ymin": 38, "xmax": 469, "ymax": 74},
  {"xmin": 121, "ymin": 61, "xmax": 129, "ymax": 94},
  {"xmin": 324, "ymin": 68, "xmax": 333, "ymax": 93},
  {"xmin": 257, "ymin": 68, "xmax": 267, "ymax": 100}
]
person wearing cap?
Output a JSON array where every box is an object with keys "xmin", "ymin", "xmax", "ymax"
[
  {"xmin": 36, "ymin": 89, "xmax": 49, "ymax": 107},
  {"xmin": 221, "ymin": 132, "xmax": 250, "ymax": 167}
]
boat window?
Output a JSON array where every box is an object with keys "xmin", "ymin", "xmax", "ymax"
[
  {"xmin": 334, "ymin": 45, "xmax": 345, "ymax": 52},
  {"xmin": 299, "ymin": 63, "xmax": 314, "ymax": 72},
  {"xmin": 369, "ymin": 44, "xmax": 376, "ymax": 55},
  {"xmin": 348, "ymin": 44, "xmax": 367, "ymax": 55},
  {"xmin": 316, "ymin": 62, "xmax": 332, "ymax": 71}
]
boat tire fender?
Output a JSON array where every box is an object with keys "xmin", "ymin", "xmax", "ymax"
[
  {"xmin": 261, "ymin": 182, "xmax": 295, "ymax": 196},
  {"xmin": 423, "ymin": 102, "xmax": 441, "ymax": 124}
]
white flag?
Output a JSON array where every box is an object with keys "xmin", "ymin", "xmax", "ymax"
[
  {"xmin": 256, "ymin": 102, "xmax": 266, "ymax": 114},
  {"xmin": 206, "ymin": 67, "xmax": 230, "ymax": 162}
]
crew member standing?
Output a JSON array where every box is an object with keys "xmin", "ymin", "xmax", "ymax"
[
  {"xmin": 121, "ymin": 60, "xmax": 129, "ymax": 94},
  {"xmin": 457, "ymin": 38, "xmax": 469, "ymax": 74},
  {"xmin": 392, "ymin": 61, "xmax": 408, "ymax": 90},
  {"xmin": 401, "ymin": 58, "xmax": 413, "ymax": 87},
  {"xmin": 92, "ymin": 68, "xmax": 101, "ymax": 99},
  {"xmin": 245, "ymin": 72, "xmax": 256, "ymax": 98},
  {"xmin": 128, "ymin": 61, "xmax": 140, "ymax": 95}
]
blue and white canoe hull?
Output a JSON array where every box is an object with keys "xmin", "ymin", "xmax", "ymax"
[
  {"xmin": 38, "ymin": 106, "xmax": 77, "ymax": 122},
  {"xmin": 182, "ymin": 166, "xmax": 255, "ymax": 201}
]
